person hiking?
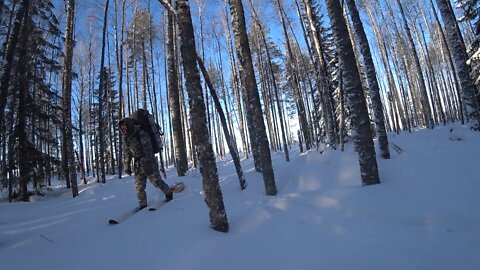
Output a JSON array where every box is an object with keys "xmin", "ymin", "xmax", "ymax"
[{"xmin": 119, "ymin": 116, "xmax": 172, "ymax": 209}]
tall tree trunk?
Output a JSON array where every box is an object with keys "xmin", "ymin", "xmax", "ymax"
[
  {"xmin": 326, "ymin": 0, "xmax": 380, "ymax": 185},
  {"xmin": 113, "ymin": 0, "xmax": 125, "ymax": 178},
  {"xmin": 174, "ymin": 0, "xmax": 229, "ymax": 232},
  {"xmin": 395, "ymin": 0, "xmax": 433, "ymax": 128},
  {"xmin": 301, "ymin": 0, "xmax": 337, "ymax": 147},
  {"xmin": 166, "ymin": 3, "xmax": 188, "ymax": 176},
  {"xmin": 228, "ymin": 0, "xmax": 277, "ymax": 196},
  {"xmin": 97, "ymin": 0, "xmax": 110, "ymax": 183},
  {"xmin": 196, "ymin": 54, "xmax": 247, "ymax": 190},
  {"xmin": 276, "ymin": 0, "xmax": 312, "ymax": 150},
  {"xmin": 247, "ymin": 0, "xmax": 289, "ymax": 161},
  {"xmin": 15, "ymin": 4, "xmax": 31, "ymax": 202},
  {"xmin": 222, "ymin": 4, "xmax": 248, "ymax": 157},
  {"xmin": 435, "ymin": 0, "xmax": 480, "ymax": 127},
  {"xmin": 345, "ymin": 0, "xmax": 390, "ymax": 159},
  {"xmin": 61, "ymin": 0, "xmax": 78, "ymax": 197},
  {"xmin": 429, "ymin": 0, "xmax": 464, "ymax": 124}
]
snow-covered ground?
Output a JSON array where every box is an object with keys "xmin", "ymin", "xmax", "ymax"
[{"xmin": 0, "ymin": 124, "xmax": 479, "ymax": 270}]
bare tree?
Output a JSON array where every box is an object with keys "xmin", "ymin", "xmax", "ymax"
[
  {"xmin": 175, "ymin": 0, "xmax": 229, "ymax": 232},
  {"xmin": 228, "ymin": 0, "xmax": 277, "ymax": 195},
  {"xmin": 345, "ymin": 0, "xmax": 390, "ymax": 159},
  {"xmin": 165, "ymin": 1, "xmax": 189, "ymax": 176},
  {"xmin": 326, "ymin": 0, "xmax": 380, "ymax": 185},
  {"xmin": 61, "ymin": 0, "xmax": 79, "ymax": 197},
  {"xmin": 435, "ymin": 0, "xmax": 480, "ymax": 127},
  {"xmin": 97, "ymin": 0, "xmax": 110, "ymax": 183}
]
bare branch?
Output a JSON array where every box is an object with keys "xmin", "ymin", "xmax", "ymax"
[{"xmin": 157, "ymin": 0, "xmax": 177, "ymax": 16}]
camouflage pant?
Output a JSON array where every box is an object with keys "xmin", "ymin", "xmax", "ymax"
[{"xmin": 134, "ymin": 158, "xmax": 171, "ymax": 207}]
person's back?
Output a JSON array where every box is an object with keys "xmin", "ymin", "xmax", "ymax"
[{"xmin": 119, "ymin": 116, "xmax": 172, "ymax": 209}]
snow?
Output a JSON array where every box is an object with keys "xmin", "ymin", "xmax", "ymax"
[{"xmin": 1, "ymin": 123, "xmax": 479, "ymax": 270}]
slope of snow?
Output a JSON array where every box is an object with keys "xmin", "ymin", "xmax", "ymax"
[{"xmin": 0, "ymin": 124, "xmax": 479, "ymax": 270}]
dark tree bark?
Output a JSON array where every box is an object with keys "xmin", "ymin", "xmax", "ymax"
[
  {"xmin": 175, "ymin": 0, "xmax": 229, "ymax": 232},
  {"xmin": 97, "ymin": 0, "xmax": 110, "ymax": 183},
  {"xmin": 435, "ymin": 0, "xmax": 480, "ymax": 127},
  {"xmin": 228, "ymin": 0, "xmax": 277, "ymax": 195},
  {"xmin": 345, "ymin": 0, "xmax": 390, "ymax": 159},
  {"xmin": 166, "ymin": 3, "xmax": 188, "ymax": 176},
  {"xmin": 15, "ymin": 10, "xmax": 31, "ymax": 202},
  {"xmin": 196, "ymin": 53, "xmax": 247, "ymax": 190},
  {"xmin": 61, "ymin": 0, "xmax": 78, "ymax": 197},
  {"xmin": 326, "ymin": 0, "xmax": 380, "ymax": 185}
]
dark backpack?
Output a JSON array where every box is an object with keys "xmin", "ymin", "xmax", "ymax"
[{"xmin": 130, "ymin": 109, "xmax": 163, "ymax": 154}]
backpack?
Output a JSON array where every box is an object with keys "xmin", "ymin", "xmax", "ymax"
[{"xmin": 130, "ymin": 109, "xmax": 164, "ymax": 154}]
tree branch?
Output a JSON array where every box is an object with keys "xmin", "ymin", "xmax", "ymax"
[{"xmin": 157, "ymin": 0, "xmax": 177, "ymax": 16}]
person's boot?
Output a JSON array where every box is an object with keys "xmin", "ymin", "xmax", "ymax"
[{"xmin": 165, "ymin": 192, "xmax": 173, "ymax": 202}]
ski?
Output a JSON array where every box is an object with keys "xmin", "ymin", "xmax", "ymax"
[
  {"xmin": 108, "ymin": 182, "xmax": 185, "ymax": 225},
  {"xmin": 108, "ymin": 206, "xmax": 145, "ymax": 225},
  {"xmin": 148, "ymin": 200, "xmax": 165, "ymax": 211}
]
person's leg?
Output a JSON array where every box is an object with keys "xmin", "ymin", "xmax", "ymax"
[
  {"xmin": 135, "ymin": 174, "xmax": 148, "ymax": 208},
  {"xmin": 148, "ymin": 162, "xmax": 172, "ymax": 201}
]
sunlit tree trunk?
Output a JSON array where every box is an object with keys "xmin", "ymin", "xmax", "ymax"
[
  {"xmin": 435, "ymin": 0, "xmax": 480, "ymax": 127},
  {"xmin": 175, "ymin": 0, "xmax": 229, "ymax": 232},
  {"xmin": 326, "ymin": 0, "xmax": 380, "ymax": 185},
  {"xmin": 228, "ymin": 0, "xmax": 277, "ymax": 195},
  {"xmin": 345, "ymin": 0, "xmax": 390, "ymax": 159}
]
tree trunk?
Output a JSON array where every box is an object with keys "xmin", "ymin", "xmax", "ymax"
[
  {"xmin": 249, "ymin": 0, "xmax": 290, "ymax": 161},
  {"xmin": 166, "ymin": 3, "xmax": 188, "ymax": 176},
  {"xmin": 435, "ymin": 0, "xmax": 480, "ymax": 127},
  {"xmin": 345, "ymin": 0, "xmax": 390, "ymax": 159},
  {"xmin": 61, "ymin": 0, "xmax": 78, "ymax": 196},
  {"xmin": 276, "ymin": 0, "xmax": 312, "ymax": 151},
  {"xmin": 113, "ymin": 0, "xmax": 125, "ymax": 178},
  {"xmin": 175, "ymin": 0, "xmax": 229, "ymax": 232},
  {"xmin": 222, "ymin": 4, "xmax": 248, "ymax": 157},
  {"xmin": 15, "ymin": 4, "xmax": 31, "ymax": 202},
  {"xmin": 228, "ymin": 0, "xmax": 277, "ymax": 195},
  {"xmin": 326, "ymin": 0, "xmax": 380, "ymax": 185},
  {"xmin": 196, "ymin": 53, "xmax": 247, "ymax": 190},
  {"xmin": 97, "ymin": 0, "xmax": 110, "ymax": 183},
  {"xmin": 395, "ymin": 0, "xmax": 433, "ymax": 128},
  {"xmin": 301, "ymin": 0, "xmax": 337, "ymax": 147}
]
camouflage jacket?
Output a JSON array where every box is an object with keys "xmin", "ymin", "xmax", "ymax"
[{"xmin": 122, "ymin": 119, "xmax": 154, "ymax": 165}]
